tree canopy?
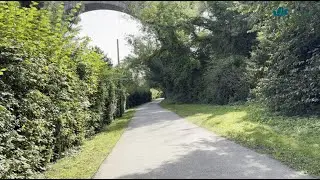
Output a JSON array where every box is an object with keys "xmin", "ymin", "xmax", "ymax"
[{"xmin": 127, "ymin": 1, "xmax": 320, "ymax": 115}]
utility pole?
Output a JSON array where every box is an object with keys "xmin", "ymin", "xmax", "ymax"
[
  {"xmin": 116, "ymin": 39, "xmax": 123, "ymax": 117},
  {"xmin": 117, "ymin": 39, "xmax": 120, "ymax": 65}
]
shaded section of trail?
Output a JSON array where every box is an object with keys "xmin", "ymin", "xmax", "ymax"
[{"xmin": 93, "ymin": 99, "xmax": 311, "ymax": 179}]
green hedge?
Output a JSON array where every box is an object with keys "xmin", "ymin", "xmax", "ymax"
[
  {"xmin": 0, "ymin": 2, "xmax": 126, "ymax": 178},
  {"xmin": 126, "ymin": 89, "xmax": 152, "ymax": 108}
]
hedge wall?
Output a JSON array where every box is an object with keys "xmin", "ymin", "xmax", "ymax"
[
  {"xmin": 126, "ymin": 88, "xmax": 152, "ymax": 108},
  {"xmin": 0, "ymin": 2, "xmax": 126, "ymax": 178}
]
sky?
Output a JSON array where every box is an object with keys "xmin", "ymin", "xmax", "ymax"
[{"xmin": 78, "ymin": 10, "xmax": 142, "ymax": 66}]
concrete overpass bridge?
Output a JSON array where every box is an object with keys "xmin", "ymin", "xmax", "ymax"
[
  {"xmin": 63, "ymin": 1, "xmax": 137, "ymax": 15},
  {"xmin": 19, "ymin": 1, "xmax": 139, "ymax": 15}
]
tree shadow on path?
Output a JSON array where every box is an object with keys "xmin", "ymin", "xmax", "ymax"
[{"xmin": 115, "ymin": 138, "xmax": 311, "ymax": 179}]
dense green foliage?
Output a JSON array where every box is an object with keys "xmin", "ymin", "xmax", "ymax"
[
  {"xmin": 129, "ymin": 1, "xmax": 320, "ymax": 115},
  {"xmin": 44, "ymin": 109, "xmax": 136, "ymax": 179},
  {"xmin": 0, "ymin": 2, "xmax": 149, "ymax": 178},
  {"xmin": 150, "ymin": 88, "xmax": 163, "ymax": 99},
  {"xmin": 234, "ymin": 1, "xmax": 320, "ymax": 115},
  {"xmin": 129, "ymin": 1, "xmax": 255, "ymax": 104},
  {"xmin": 120, "ymin": 51, "xmax": 154, "ymax": 108},
  {"xmin": 126, "ymin": 88, "xmax": 152, "ymax": 108}
]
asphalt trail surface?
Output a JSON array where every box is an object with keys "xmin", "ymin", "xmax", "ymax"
[{"xmin": 93, "ymin": 99, "xmax": 312, "ymax": 179}]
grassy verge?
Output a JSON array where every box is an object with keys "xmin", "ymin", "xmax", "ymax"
[
  {"xmin": 44, "ymin": 109, "xmax": 136, "ymax": 179},
  {"xmin": 160, "ymin": 100, "xmax": 320, "ymax": 177}
]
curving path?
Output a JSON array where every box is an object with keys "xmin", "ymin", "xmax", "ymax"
[{"xmin": 93, "ymin": 99, "xmax": 312, "ymax": 179}]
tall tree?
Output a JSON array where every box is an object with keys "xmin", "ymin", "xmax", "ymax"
[{"xmin": 129, "ymin": 1, "xmax": 256, "ymax": 104}]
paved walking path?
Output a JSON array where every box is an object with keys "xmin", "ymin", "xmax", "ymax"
[{"xmin": 93, "ymin": 99, "xmax": 312, "ymax": 179}]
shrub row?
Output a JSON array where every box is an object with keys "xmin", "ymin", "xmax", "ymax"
[
  {"xmin": 126, "ymin": 88, "xmax": 152, "ymax": 108},
  {"xmin": 0, "ymin": 2, "xmax": 126, "ymax": 178}
]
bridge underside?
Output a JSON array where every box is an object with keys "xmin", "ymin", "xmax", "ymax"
[
  {"xmin": 63, "ymin": 1, "xmax": 133, "ymax": 15},
  {"xmin": 82, "ymin": 3, "xmax": 127, "ymax": 13}
]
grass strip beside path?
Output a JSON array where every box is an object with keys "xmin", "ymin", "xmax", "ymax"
[
  {"xmin": 44, "ymin": 109, "xmax": 136, "ymax": 179},
  {"xmin": 160, "ymin": 101, "xmax": 320, "ymax": 178}
]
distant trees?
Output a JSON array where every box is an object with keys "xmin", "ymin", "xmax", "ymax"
[{"xmin": 92, "ymin": 46, "xmax": 113, "ymax": 67}]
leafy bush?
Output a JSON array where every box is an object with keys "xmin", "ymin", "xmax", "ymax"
[
  {"xmin": 150, "ymin": 88, "xmax": 163, "ymax": 99},
  {"xmin": 200, "ymin": 55, "xmax": 250, "ymax": 105},
  {"xmin": 236, "ymin": 1, "xmax": 320, "ymax": 115},
  {"xmin": 126, "ymin": 88, "xmax": 152, "ymax": 108}
]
